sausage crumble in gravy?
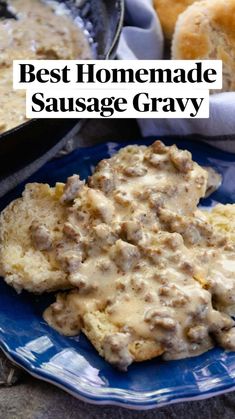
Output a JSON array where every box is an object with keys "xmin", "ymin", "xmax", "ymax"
[
  {"xmin": 1, "ymin": 141, "xmax": 234, "ymax": 370},
  {"xmin": 41, "ymin": 141, "xmax": 235, "ymax": 370}
]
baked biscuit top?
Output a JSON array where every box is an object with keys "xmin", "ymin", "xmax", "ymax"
[
  {"xmin": 172, "ymin": 0, "xmax": 235, "ymax": 91},
  {"xmin": 154, "ymin": 0, "xmax": 198, "ymax": 39}
]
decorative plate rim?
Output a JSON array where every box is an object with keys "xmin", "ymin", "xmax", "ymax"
[{"xmin": 1, "ymin": 340, "xmax": 235, "ymax": 410}]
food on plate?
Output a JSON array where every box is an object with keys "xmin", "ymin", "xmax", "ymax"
[
  {"xmin": 0, "ymin": 182, "xmax": 70, "ymax": 293},
  {"xmin": 1, "ymin": 140, "xmax": 235, "ymax": 370},
  {"xmin": 44, "ymin": 227, "xmax": 234, "ymax": 370},
  {"xmin": 203, "ymin": 204, "xmax": 235, "ymax": 243},
  {"xmin": 172, "ymin": 0, "xmax": 235, "ymax": 92},
  {"xmin": 0, "ymin": 142, "xmax": 207, "ymax": 293},
  {"xmin": 89, "ymin": 141, "xmax": 208, "ymax": 217},
  {"xmin": 0, "ymin": 174, "xmax": 107, "ymax": 293},
  {"xmin": 0, "ymin": 0, "xmax": 92, "ymax": 134},
  {"xmin": 199, "ymin": 204, "xmax": 235, "ymax": 314},
  {"xmin": 153, "ymin": 0, "xmax": 198, "ymax": 39},
  {"xmin": 158, "ymin": 206, "xmax": 235, "ymax": 315}
]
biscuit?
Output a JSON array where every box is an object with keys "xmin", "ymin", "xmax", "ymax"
[
  {"xmin": 89, "ymin": 140, "xmax": 208, "ymax": 219},
  {"xmin": 172, "ymin": 0, "xmax": 235, "ymax": 91},
  {"xmin": 2, "ymin": 141, "xmax": 235, "ymax": 370},
  {"xmin": 43, "ymin": 226, "xmax": 233, "ymax": 369},
  {"xmin": 0, "ymin": 182, "xmax": 69, "ymax": 293},
  {"xmin": 203, "ymin": 204, "xmax": 235, "ymax": 243},
  {"xmin": 82, "ymin": 311, "xmax": 164, "ymax": 368},
  {"xmin": 153, "ymin": 0, "xmax": 198, "ymax": 39}
]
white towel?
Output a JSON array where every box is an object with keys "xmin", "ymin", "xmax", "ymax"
[{"xmin": 117, "ymin": 0, "xmax": 235, "ymax": 153}]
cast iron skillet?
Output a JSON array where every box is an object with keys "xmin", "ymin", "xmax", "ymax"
[{"xmin": 0, "ymin": 0, "xmax": 124, "ymax": 196}]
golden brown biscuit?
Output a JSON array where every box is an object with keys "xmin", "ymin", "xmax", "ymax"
[
  {"xmin": 0, "ymin": 183, "xmax": 69, "ymax": 293},
  {"xmin": 172, "ymin": 0, "xmax": 235, "ymax": 91},
  {"xmin": 153, "ymin": 0, "xmax": 198, "ymax": 39},
  {"xmin": 82, "ymin": 311, "xmax": 164, "ymax": 369},
  {"xmin": 0, "ymin": 174, "xmax": 100, "ymax": 293},
  {"xmin": 203, "ymin": 204, "xmax": 235, "ymax": 243}
]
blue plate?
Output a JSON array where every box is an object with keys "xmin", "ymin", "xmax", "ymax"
[{"xmin": 1, "ymin": 138, "xmax": 235, "ymax": 410}]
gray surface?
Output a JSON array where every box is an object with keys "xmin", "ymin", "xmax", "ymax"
[
  {"xmin": 1, "ymin": 374, "xmax": 235, "ymax": 419},
  {"xmin": 1, "ymin": 119, "xmax": 235, "ymax": 418}
]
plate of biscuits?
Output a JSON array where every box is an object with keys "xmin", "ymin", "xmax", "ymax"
[{"xmin": 0, "ymin": 138, "xmax": 235, "ymax": 409}]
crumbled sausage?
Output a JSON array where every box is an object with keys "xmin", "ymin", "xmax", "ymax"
[
  {"xmin": 87, "ymin": 189, "xmax": 114, "ymax": 223},
  {"xmin": 180, "ymin": 261, "xmax": 195, "ymax": 276},
  {"xmin": 188, "ymin": 219, "xmax": 214, "ymax": 245},
  {"xmin": 63, "ymin": 253, "xmax": 83, "ymax": 273},
  {"xmin": 145, "ymin": 308, "xmax": 177, "ymax": 331},
  {"xmin": 68, "ymin": 272, "xmax": 87, "ymax": 288},
  {"xmin": 146, "ymin": 248, "xmax": 166, "ymax": 267},
  {"xmin": 67, "ymin": 207, "xmax": 90, "ymax": 226},
  {"xmin": 76, "ymin": 210, "xmax": 90, "ymax": 224},
  {"xmin": 145, "ymin": 153, "xmax": 168, "ymax": 169},
  {"xmin": 151, "ymin": 140, "xmax": 167, "ymax": 154},
  {"xmin": 123, "ymin": 166, "xmax": 147, "ymax": 177},
  {"xmin": 93, "ymin": 224, "xmax": 117, "ymax": 246},
  {"xmin": 169, "ymin": 253, "xmax": 181, "ymax": 264},
  {"xmin": 163, "ymin": 233, "xmax": 184, "ymax": 250},
  {"xmin": 102, "ymin": 333, "xmax": 133, "ymax": 371},
  {"xmin": 60, "ymin": 175, "xmax": 84, "ymax": 203},
  {"xmin": 47, "ymin": 295, "xmax": 82, "ymax": 335},
  {"xmin": 94, "ymin": 159, "xmax": 111, "ymax": 173},
  {"xmin": 208, "ymin": 311, "xmax": 234, "ymax": 333},
  {"xmin": 216, "ymin": 328, "xmax": 235, "ymax": 350},
  {"xmin": 115, "ymin": 279, "xmax": 126, "ymax": 291},
  {"xmin": 111, "ymin": 240, "xmax": 140, "ymax": 272},
  {"xmin": 30, "ymin": 221, "xmax": 52, "ymax": 251},
  {"xmin": 144, "ymin": 291, "xmax": 156, "ymax": 303},
  {"xmin": 158, "ymin": 285, "xmax": 172, "ymax": 297},
  {"xmin": 96, "ymin": 258, "xmax": 112, "ymax": 272},
  {"xmin": 51, "ymin": 301, "xmax": 63, "ymax": 313},
  {"xmin": 120, "ymin": 221, "xmax": 143, "ymax": 243},
  {"xmin": 211, "ymin": 234, "xmax": 227, "ymax": 248},
  {"xmin": 157, "ymin": 208, "xmax": 181, "ymax": 229},
  {"xmin": 183, "ymin": 226, "xmax": 202, "ymax": 245},
  {"xmin": 56, "ymin": 242, "xmax": 83, "ymax": 273},
  {"xmin": 189, "ymin": 301, "xmax": 209, "ymax": 321},
  {"xmin": 158, "ymin": 209, "xmax": 205, "ymax": 246},
  {"xmin": 162, "ymin": 337, "xmax": 188, "ymax": 358},
  {"xmin": 113, "ymin": 190, "xmax": 131, "ymax": 206},
  {"xmin": 169, "ymin": 146, "xmax": 193, "ymax": 173},
  {"xmin": 187, "ymin": 325, "xmax": 208, "ymax": 343},
  {"xmin": 63, "ymin": 222, "xmax": 81, "ymax": 242},
  {"xmin": 158, "ymin": 284, "xmax": 189, "ymax": 307},
  {"xmin": 89, "ymin": 167, "xmax": 115, "ymax": 194},
  {"xmin": 148, "ymin": 193, "xmax": 165, "ymax": 210},
  {"xmin": 135, "ymin": 212, "xmax": 155, "ymax": 227},
  {"xmin": 69, "ymin": 272, "xmax": 96, "ymax": 293},
  {"xmin": 131, "ymin": 276, "xmax": 146, "ymax": 293}
]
